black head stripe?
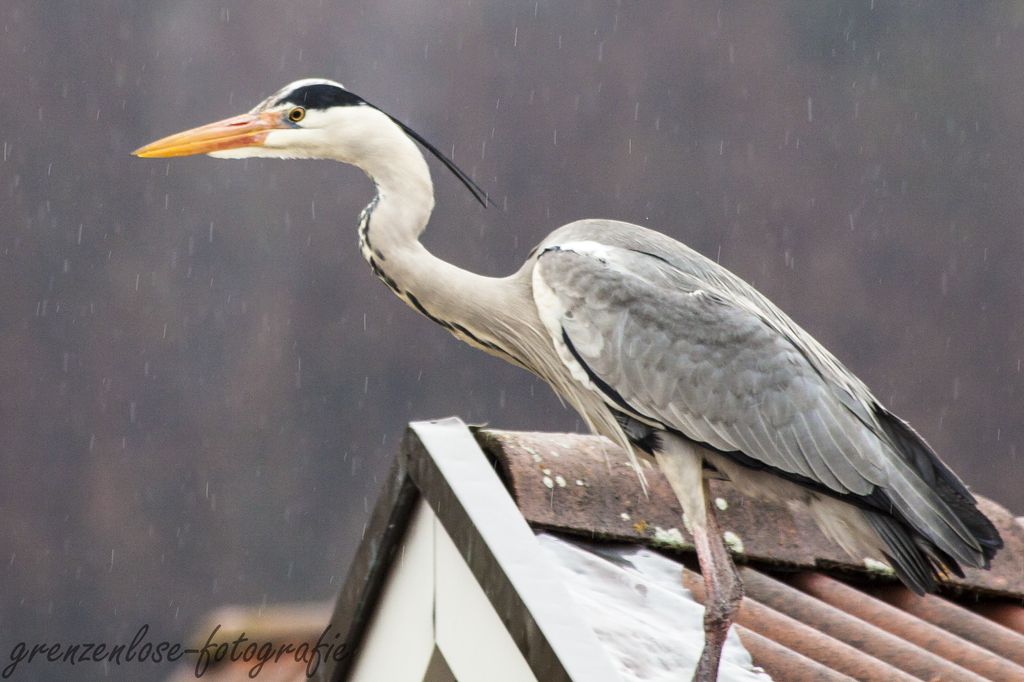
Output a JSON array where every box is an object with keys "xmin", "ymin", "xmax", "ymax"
[
  {"xmin": 274, "ymin": 81, "xmax": 493, "ymax": 208},
  {"xmin": 276, "ymin": 83, "xmax": 365, "ymax": 110}
]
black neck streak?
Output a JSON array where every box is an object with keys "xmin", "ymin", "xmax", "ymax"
[
  {"xmin": 358, "ymin": 199, "xmax": 520, "ymax": 364},
  {"xmin": 359, "ymin": 196, "xmax": 401, "ymax": 296}
]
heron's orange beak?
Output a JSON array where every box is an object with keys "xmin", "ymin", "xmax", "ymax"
[{"xmin": 132, "ymin": 111, "xmax": 282, "ymax": 158}]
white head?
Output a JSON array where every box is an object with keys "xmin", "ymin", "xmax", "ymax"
[{"xmin": 133, "ymin": 78, "xmax": 489, "ymax": 205}]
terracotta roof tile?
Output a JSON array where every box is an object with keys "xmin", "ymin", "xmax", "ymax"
[
  {"xmin": 787, "ymin": 571, "xmax": 1024, "ymax": 680},
  {"xmin": 865, "ymin": 584, "xmax": 1024, "ymax": 668},
  {"xmin": 969, "ymin": 600, "xmax": 1024, "ymax": 636},
  {"xmin": 731, "ymin": 625, "xmax": 856, "ymax": 682},
  {"xmin": 739, "ymin": 568, "xmax": 991, "ymax": 680}
]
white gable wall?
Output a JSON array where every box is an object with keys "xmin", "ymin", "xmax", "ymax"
[
  {"xmin": 348, "ymin": 499, "xmax": 537, "ymax": 681},
  {"xmin": 349, "ymin": 500, "xmax": 436, "ymax": 681}
]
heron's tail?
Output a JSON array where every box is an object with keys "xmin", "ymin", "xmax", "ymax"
[
  {"xmin": 870, "ymin": 407, "xmax": 1003, "ymax": 591},
  {"xmin": 864, "ymin": 512, "xmax": 962, "ymax": 594}
]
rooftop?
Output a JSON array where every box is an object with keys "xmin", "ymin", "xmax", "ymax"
[
  {"xmin": 171, "ymin": 419, "xmax": 1024, "ymax": 681},
  {"xmin": 477, "ymin": 427, "xmax": 1024, "ymax": 680}
]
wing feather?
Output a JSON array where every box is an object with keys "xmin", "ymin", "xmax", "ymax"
[
  {"xmin": 752, "ymin": 411, "xmax": 805, "ymax": 477},
  {"xmin": 793, "ymin": 415, "xmax": 844, "ymax": 491}
]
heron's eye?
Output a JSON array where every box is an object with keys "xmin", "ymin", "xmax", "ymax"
[{"xmin": 288, "ymin": 107, "xmax": 306, "ymax": 123}]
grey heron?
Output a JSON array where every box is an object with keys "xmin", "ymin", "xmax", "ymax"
[{"xmin": 134, "ymin": 79, "xmax": 1003, "ymax": 681}]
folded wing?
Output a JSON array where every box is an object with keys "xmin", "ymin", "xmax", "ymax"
[{"xmin": 532, "ymin": 240, "xmax": 999, "ymax": 576}]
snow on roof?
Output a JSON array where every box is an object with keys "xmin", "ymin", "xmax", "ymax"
[{"xmin": 537, "ymin": 533, "xmax": 768, "ymax": 681}]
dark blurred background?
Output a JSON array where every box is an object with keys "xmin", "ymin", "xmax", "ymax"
[{"xmin": 2, "ymin": 1, "xmax": 1022, "ymax": 679}]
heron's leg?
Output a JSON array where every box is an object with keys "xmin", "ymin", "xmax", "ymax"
[
  {"xmin": 689, "ymin": 477, "xmax": 743, "ymax": 681},
  {"xmin": 655, "ymin": 436, "xmax": 743, "ymax": 682}
]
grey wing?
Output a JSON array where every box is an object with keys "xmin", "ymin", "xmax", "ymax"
[{"xmin": 531, "ymin": 241, "xmax": 989, "ymax": 568}]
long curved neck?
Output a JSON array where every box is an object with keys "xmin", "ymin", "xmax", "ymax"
[{"xmin": 350, "ymin": 112, "xmax": 526, "ymax": 361}]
